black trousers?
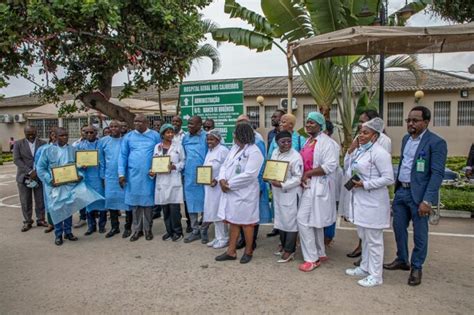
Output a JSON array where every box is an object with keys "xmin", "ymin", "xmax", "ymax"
[
  {"xmin": 162, "ymin": 204, "xmax": 183, "ymax": 236},
  {"xmin": 279, "ymin": 230, "xmax": 298, "ymax": 253},
  {"xmin": 124, "ymin": 211, "xmax": 133, "ymax": 231},
  {"xmin": 109, "ymin": 210, "xmax": 121, "ymax": 230}
]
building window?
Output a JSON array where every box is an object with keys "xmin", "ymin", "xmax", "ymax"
[
  {"xmin": 264, "ymin": 106, "xmax": 278, "ymax": 128},
  {"xmin": 303, "ymin": 104, "xmax": 318, "ymax": 121},
  {"xmin": 387, "ymin": 102, "xmax": 404, "ymax": 127},
  {"xmin": 330, "ymin": 104, "xmax": 338, "ymax": 122},
  {"xmin": 63, "ymin": 118, "xmax": 88, "ymax": 140},
  {"xmin": 457, "ymin": 101, "xmax": 474, "ymax": 126},
  {"xmin": 28, "ymin": 119, "xmax": 59, "ymax": 139},
  {"xmin": 246, "ymin": 106, "xmax": 260, "ymax": 129},
  {"xmin": 433, "ymin": 101, "xmax": 450, "ymax": 126}
]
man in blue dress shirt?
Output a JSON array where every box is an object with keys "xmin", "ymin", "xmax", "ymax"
[{"xmin": 384, "ymin": 106, "xmax": 447, "ymax": 286}]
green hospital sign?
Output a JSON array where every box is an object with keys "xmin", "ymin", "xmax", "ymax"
[{"xmin": 179, "ymin": 81, "xmax": 244, "ymax": 144}]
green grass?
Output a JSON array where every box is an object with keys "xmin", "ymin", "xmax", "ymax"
[{"xmin": 0, "ymin": 152, "xmax": 13, "ymax": 163}]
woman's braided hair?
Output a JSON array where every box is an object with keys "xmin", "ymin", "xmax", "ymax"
[{"xmin": 234, "ymin": 122, "xmax": 255, "ymax": 145}]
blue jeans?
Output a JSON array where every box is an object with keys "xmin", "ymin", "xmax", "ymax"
[
  {"xmin": 392, "ymin": 187, "xmax": 429, "ymax": 270},
  {"xmin": 54, "ymin": 216, "xmax": 73, "ymax": 238},
  {"xmin": 87, "ymin": 211, "xmax": 107, "ymax": 231},
  {"xmin": 324, "ymin": 222, "xmax": 336, "ymax": 240}
]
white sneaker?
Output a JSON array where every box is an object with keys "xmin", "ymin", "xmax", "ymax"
[
  {"xmin": 206, "ymin": 239, "xmax": 217, "ymax": 247},
  {"xmin": 358, "ymin": 275, "xmax": 382, "ymax": 288},
  {"xmin": 213, "ymin": 240, "xmax": 229, "ymax": 249},
  {"xmin": 345, "ymin": 267, "xmax": 369, "ymax": 277}
]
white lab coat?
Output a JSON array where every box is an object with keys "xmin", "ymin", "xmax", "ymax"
[
  {"xmin": 270, "ymin": 148, "xmax": 303, "ymax": 232},
  {"xmin": 297, "ymin": 133, "xmax": 339, "ymax": 228},
  {"xmin": 378, "ymin": 133, "xmax": 392, "ymax": 154},
  {"xmin": 203, "ymin": 144, "xmax": 229, "ymax": 222},
  {"xmin": 153, "ymin": 141, "xmax": 185, "ymax": 205},
  {"xmin": 217, "ymin": 144, "xmax": 264, "ymax": 225},
  {"xmin": 340, "ymin": 142, "xmax": 394, "ymax": 229},
  {"xmin": 328, "ymin": 137, "xmax": 342, "ymax": 203}
]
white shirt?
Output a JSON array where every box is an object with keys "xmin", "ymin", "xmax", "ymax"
[{"xmin": 27, "ymin": 139, "xmax": 36, "ymax": 156}]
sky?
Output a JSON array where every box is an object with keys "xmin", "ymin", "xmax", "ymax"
[{"xmin": 1, "ymin": 0, "xmax": 473, "ymax": 98}]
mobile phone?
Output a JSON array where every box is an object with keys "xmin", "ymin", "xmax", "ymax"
[{"xmin": 344, "ymin": 174, "xmax": 361, "ymax": 191}]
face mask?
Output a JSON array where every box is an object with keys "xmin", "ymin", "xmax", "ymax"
[{"xmin": 360, "ymin": 141, "xmax": 373, "ymax": 150}]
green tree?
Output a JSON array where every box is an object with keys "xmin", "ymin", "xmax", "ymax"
[
  {"xmin": 213, "ymin": 0, "xmax": 428, "ymax": 150},
  {"xmin": 0, "ymin": 0, "xmax": 211, "ymax": 126},
  {"xmin": 430, "ymin": 0, "xmax": 473, "ymax": 23}
]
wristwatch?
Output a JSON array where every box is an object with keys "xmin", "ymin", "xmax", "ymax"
[{"xmin": 422, "ymin": 200, "xmax": 432, "ymax": 207}]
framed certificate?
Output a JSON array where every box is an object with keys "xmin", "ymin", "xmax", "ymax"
[
  {"xmin": 263, "ymin": 160, "xmax": 289, "ymax": 182},
  {"xmin": 51, "ymin": 163, "xmax": 80, "ymax": 186},
  {"xmin": 76, "ymin": 150, "xmax": 99, "ymax": 167},
  {"xmin": 196, "ymin": 166, "xmax": 213, "ymax": 185},
  {"xmin": 152, "ymin": 156, "xmax": 171, "ymax": 174}
]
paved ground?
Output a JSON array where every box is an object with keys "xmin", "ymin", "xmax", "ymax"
[{"xmin": 0, "ymin": 162, "xmax": 473, "ymax": 314}]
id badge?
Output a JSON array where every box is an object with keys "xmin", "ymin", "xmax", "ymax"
[
  {"xmin": 416, "ymin": 158, "xmax": 425, "ymax": 172},
  {"xmin": 235, "ymin": 164, "xmax": 242, "ymax": 174}
]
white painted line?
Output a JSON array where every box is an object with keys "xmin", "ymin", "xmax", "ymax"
[
  {"xmin": 0, "ymin": 194, "xmax": 21, "ymax": 208},
  {"xmin": 336, "ymin": 215, "xmax": 474, "ymax": 238}
]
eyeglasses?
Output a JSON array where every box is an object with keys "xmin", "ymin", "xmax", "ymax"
[
  {"xmin": 277, "ymin": 139, "xmax": 292, "ymax": 145},
  {"xmin": 85, "ymin": 131, "xmax": 95, "ymax": 134},
  {"xmin": 405, "ymin": 118, "xmax": 423, "ymax": 123}
]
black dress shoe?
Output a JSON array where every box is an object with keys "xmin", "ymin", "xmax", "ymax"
[
  {"xmin": 215, "ymin": 253, "xmax": 237, "ymax": 261},
  {"xmin": 122, "ymin": 229, "xmax": 131, "ymax": 238},
  {"xmin": 347, "ymin": 247, "xmax": 362, "ymax": 258},
  {"xmin": 37, "ymin": 220, "xmax": 48, "ymax": 227},
  {"xmin": 266, "ymin": 229, "xmax": 279, "ymax": 237},
  {"xmin": 185, "ymin": 226, "xmax": 193, "ymax": 234},
  {"xmin": 353, "ymin": 257, "xmax": 361, "ymax": 266},
  {"xmin": 408, "ymin": 269, "xmax": 422, "ymax": 286},
  {"xmin": 383, "ymin": 259, "xmax": 411, "ymax": 271},
  {"xmin": 21, "ymin": 223, "xmax": 33, "ymax": 232},
  {"xmin": 130, "ymin": 231, "xmax": 143, "ymax": 242},
  {"xmin": 44, "ymin": 225, "xmax": 54, "ymax": 233},
  {"xmin": 84, "ymin": 229, "xmax": 96, "ymax": 236},
  {"xmin": 64, "ymin": 233, "xmax": 78, "ymax": 241},
  {"xmin": 145, "ymin": 231, "xmax": 153, "ymax": 241},
  {"xmin": 236, "ymin": 240, "xmax": 245, "ymax": 250},
  {"xmin": 240, "ymin": 253, "xmax": 253, "ymax": 264},
  {"xmin": 99, "ymin": 227, "xmax": 106, "ymax": 234},
  {"xmin": 106, "ymin": 228, "xmax": 120, "ymax": 238},
  {"xmin": 55, "ymin": 236, "xmax": 63, "ymax": 246}
]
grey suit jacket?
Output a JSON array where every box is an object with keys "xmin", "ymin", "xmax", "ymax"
[{"xmin": 13, "ymin": 138, "xmax": 46, "ymax": 183}]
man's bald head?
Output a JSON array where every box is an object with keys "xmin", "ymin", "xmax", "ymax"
[
  {"xmin": 24, "ymin": 126, "xmax": 37, "ymax": 142},
  {"xmin": 134, "ymin": 113, "xmax": 148, "ymax": 133},
  {"xmin": 187, "ymin": 115, "xmax": 202, "ymax": 135},
  {"xmin": 237, "ymin": 114, "xmax": 250, "ymax": 123}
]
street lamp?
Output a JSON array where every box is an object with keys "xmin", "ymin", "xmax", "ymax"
[{"xmin": 256, "ymin": 95, "xmax": 265, "ymax": 106}]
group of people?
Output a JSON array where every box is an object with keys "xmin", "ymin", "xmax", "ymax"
[{"xmin": 13, "ymin": 105, "xmax": 447, "ymax": 288}]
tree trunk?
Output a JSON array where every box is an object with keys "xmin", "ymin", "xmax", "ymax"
[
  {"xmin": 79, "ymin": 73, "xmax": 136, "ymax": 128},
  {"xmin": 157, "ymin": 86, "xmax": 163, "ymax": 119}
]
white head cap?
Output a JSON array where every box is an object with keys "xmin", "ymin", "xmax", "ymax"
[{"xmin": 362, "ymin": 117, "xmax": 384, "ymax": 134}]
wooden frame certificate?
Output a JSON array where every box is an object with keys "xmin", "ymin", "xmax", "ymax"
[
  {"xmin": 263, "ymin": 160, "xmax": 289, "ymax": 182},
  {"xmin": 76, "ymin": 150, "xmax": 99, "ymax": 167},
  {"xmin": 52, "ymin": 163, "xmax": 79, "ymax": 186},
  {"xmin": 196, "ymin": 166, "xmax": 213, "ymax": 185},
  {"xmin": 152, "ymin": 156, "xmax": 171, "ymax": 174}
]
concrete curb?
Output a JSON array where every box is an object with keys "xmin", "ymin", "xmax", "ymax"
[{"xmin": 440, "ymin": 210, "xmax": 472, "ymax": 218}]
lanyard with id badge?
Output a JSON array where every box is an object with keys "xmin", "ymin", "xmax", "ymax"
[{"xmin": 416, "ymin": 150, "xmax": 426, "ymax": 173}]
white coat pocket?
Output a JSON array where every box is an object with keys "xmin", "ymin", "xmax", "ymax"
[{"xmin": 315, "ymin": 177, "xmax": 328, "ymax": 197}]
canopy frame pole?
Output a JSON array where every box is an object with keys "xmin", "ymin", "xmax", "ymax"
[
  {"xmin": 378, "ymin": 0, "xmax": 388, "ymax": 119},
  {"xmin": 287, "ymin": 44, "xmax": 294, "ymax": 115}
]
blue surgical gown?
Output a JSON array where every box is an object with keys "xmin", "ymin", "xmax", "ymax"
[
  {"xmin": 98, "ymin": 136, "xmax": 130, "ymax": 211},
  {"xmin": 118, "ymin": 129, "xmax": 161, "ymax": 207},
  {"xmin": 77, "ymin": 140, "xmax": 105, "ymax": 211},
  {"xmin": 36, "ymin": 144, "xmax": 104, "ymax": 224},
  {"xmin": 255, "ymin": 136, "xmax": 272, "ymax": 223},
  {"xmin": 182, "ymin": 130, "xmax": 208, "ymax": 213}
]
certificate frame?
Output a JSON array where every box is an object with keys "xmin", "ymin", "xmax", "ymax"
[
  {"xmin": 263, "ymin": 160, "xmax": 289, "ymax": 182},
  {"xmin": 75, "ymin": 150, "xmax": 99, "ymax": 167},
  {"xmin": 51, "ymin": 163, "xmax": 80, "ymax": 186},
  {"xmin": 152, "ymin": 156, "xmax": 171, "ymax": 174},
  {"xmin": 196, "ymin": 166, "xmax": 213, "ymax": 185}
]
